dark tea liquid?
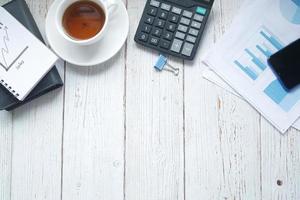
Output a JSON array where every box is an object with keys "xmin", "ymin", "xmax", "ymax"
[{"xmin": 62, "ymin": 1, "xmax": 105, "ymax": 40}]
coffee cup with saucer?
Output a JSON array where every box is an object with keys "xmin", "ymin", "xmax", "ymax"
[{"xmin": 45, "ymin": 0, "xmax": 129, "ymax": 66}]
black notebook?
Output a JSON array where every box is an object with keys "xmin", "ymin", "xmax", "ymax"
[{"xmin": 0, "ymin": 0, "xmax": 63, "ymax": 111}]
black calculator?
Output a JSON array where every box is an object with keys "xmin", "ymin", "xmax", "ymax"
[{"xmin": 134, "ymin": 0, "xmax": 214, "ymax": 60}]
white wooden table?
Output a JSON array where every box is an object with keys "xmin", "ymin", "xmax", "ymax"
[{"xmin": 1, "ymin": 0, "xmax": 300, "ymax": 199}]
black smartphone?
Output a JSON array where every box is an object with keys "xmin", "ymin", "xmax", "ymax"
[{"xmin": 268, "ymin": 39, "xmax": 300, "ymax": 90}]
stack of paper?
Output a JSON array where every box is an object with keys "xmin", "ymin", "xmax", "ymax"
[{"xmin": 203, "ymin": 0, "xmax": 300, "ymax": 133}]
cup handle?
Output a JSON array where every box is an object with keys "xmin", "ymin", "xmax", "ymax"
[{"xmin": 106, "ymin": 0, "xmax": 119, "ymax": 17}]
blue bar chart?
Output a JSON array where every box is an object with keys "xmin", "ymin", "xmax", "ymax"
[
  {"xmin": 234, "ymin": 60, "xmax": 258, "ymax": 80},
  {"xmin": 231, "ymin": 26, "xmax": 300, "ymax": 111},
  {"xmin": 245, "ymin": 48, "xmax": 267, "ymax": 71},
  {"xmin": 256, "ymin": 44, "xmax": 273, "ymax": 58},
  {"xmin": 260, "ymin": 30, "xmax": 284, "ymax": 50},
  {"xmin": 233, "ymin": 26, "xmax": 284, "ymax": 81},
  {"xmin": 264, "ymin": 80, "xmax": 300, "ymax": 111}
]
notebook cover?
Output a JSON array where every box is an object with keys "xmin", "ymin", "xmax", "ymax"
[{"xmin": 0, "ymin": 0, "xmax": 63, "ymax": 111}]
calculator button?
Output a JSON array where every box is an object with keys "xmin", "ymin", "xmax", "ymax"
[
  {"xmin": 169, "ymin": 14, "xmax": 179, "ymax": 23},
  {"xmin": 154, "ymin": 19, "xmax": 165, "ymax": 28},
  {"xmin": 172, "ymin": 7, "xmax": 182, "ymax": 15},
  {"xmin": 150, "ymin": 37, "xmax": 159, "ymax": 45},
  {"xmin": 189, "ymin": 28, "xmax": 199, "ymax": 36},
  {"xmin": 158, "ymin": 10, "xmax": 168, "ymax": 19},
  {"xmin": 178, "ymin": 24, "xmax": 188, "ymax": 33},
  {"xmin": 152, "ymin": 28, "xmax": 162, "ymax": 37},
  {"xmin": 161, "ymin": 3, "xmax": 171, "ymax": 11},
  {"xmin": 193, "ymin": 14, "xmax": 204, "ymax": 22},
  {"xmin": 175, "ymin": 31, "xmax": 185, "ymax": 40},
  {"xmin": 181, "ymin": 42, "xmax": 194, "ymax": 57},
  {"xmin": 196, "ymin": 6, "xmax": 207, "ymax": 15},
  {"xmin": 138, "ymin": 32, "xmax": 149, "ymax": 42},
  {"xmin": 148, "ymin": 7, "xmax": 158, "ymax": 16},
  {"xmin": 150, "ymin": 0, "xmax": 160, "ymax": 8},
  {"xmin": 160, "ymin": 40, "xmax": 171, "ymax": 49},
  {"xmin": 145, "ymin": 16, "xmax": 154, "ymax": 24},
  {"xmin": 191, "ymin": 21, "xmax": 201, "ymax": 29},
  {"xmin": 141, "ymin": 24, "xmax": 152, "ymax": 33},
  {"xmin": 180, "ymin": 17, "xmax": 190, "ymax": 26},
  {"xmin": 182, "ymin": 10, "xmax": 193, "ymax": 18},
  {"xmin": 170, "ymin": 39, "xmax": 183, "ymax": 53},
  {"xmin": 186, "ymin": 35, "xmax": 196, "ymax": 43},
  {"xmin": 166, "ymin": 23, "xmax": 176, "ymax": 32},
  {"xmin": 163, "ymin": 31, "xmax": 173, "ymax": 41}
]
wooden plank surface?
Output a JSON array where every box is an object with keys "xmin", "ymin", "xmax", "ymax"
[
  {"xmin": 0, "ymin": 0, "xmax": 300, "ymax": 200},
  {"xmin": 125, "ymin": 0, "xmax": 184, "ymax": 199},
  {"xmin": 184, "ymin": 0, "xmax": 261, "ymax": 199},
  {"xmin": 61, "ymin": 1, "xmax": 126, "ymax": 199},
  {"xmin": 62, "ymin": 57, "xmax": 125, "ymax": 200},
  {"xmin": 8, "ymin": 1, "xmax": 64, "ymax": 200},
  {"xmin": 0, "ymin": 112, "xmax": 12, "ymax": 200},
  {"xmin": 261, "ymin": 122, "xmax": 300, "ymax": 199}
]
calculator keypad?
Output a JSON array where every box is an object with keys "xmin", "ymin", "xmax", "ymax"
[
  {"xmin": 145, "ymin": 16, "xmax": 154, "ymax": 24},
  {"xmin": 135, "ymin": 0, "xmax": 213, "ymax": 60},
  {"xmin": 138, "ymin": 32, "xmax": 148, "ymax": 42},
  {"xmin": 182, "ymin": 10, "xmax": 193, "ymax": 18},
  {"xmin": 142, "ymin": 24, "xmax": 152, "ymax": 33},
  {"xmin": 158, "ymin": 10, "xmax": 168, "ymax": 19},
  {"xmin": 150, "ymin": 0, "xmax": 160, "ymax": 7},
  {"xmin": 150, "ymin": 37, "xmax": 159, "ymax": 45},
  {"xmin": 161, "ymin": 3, "xmax": 171, "ymax": 11},
  {"xmin": 171, "ymin": 39, "xmax": 183, "ymax": 53},
  {"xmin": 163, "ymin": 32, "xmax": 173, "ymax": 40},
  {"xmin": 160, "ymin": 40, "xmax": 171, "ymax": 49}
]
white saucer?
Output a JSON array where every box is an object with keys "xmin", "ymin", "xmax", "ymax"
[{"xmin": 45, "ymin": 0, "xmax": 129, "ymax": 66}]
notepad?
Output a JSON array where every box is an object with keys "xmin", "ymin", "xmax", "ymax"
[{"xmin": 0, "ymin": 7, "xmax": 58, "ymax": 101}]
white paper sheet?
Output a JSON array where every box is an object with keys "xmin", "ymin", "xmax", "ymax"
[
  {"xmin": 203, "ymin": 0, "xmax": 300, "ymax": 133},
  {"xmin": 202, "ymin": 67, "xmax": 300, "ymax": 131}
]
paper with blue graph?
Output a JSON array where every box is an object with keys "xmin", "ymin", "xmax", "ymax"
[{"xmin": 203, "ymin": 0, "xmax": 300, "ymax": 133}]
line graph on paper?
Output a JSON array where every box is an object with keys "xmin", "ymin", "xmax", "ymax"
[{"xmin": 0, "ymin": 22, "xmax": 28, "ymax": 72}]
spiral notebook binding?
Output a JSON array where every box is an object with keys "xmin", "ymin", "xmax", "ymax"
[{"xmin": 0, "ymin": 79, "xmax": 19, "ymax": 98}]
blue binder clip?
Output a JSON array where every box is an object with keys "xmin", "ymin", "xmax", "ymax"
[{"xmin": 154, "ymin": 55, "xmax": 179, "ymax": 76}]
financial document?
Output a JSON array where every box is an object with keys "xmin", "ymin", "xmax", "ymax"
[
  {"xmin": 202, "ymin": 68, "xmax": 300, "ymax": 131},
  {"xmin": 203, "ymin": 0, "xmax": 300, "ymax": 133}
]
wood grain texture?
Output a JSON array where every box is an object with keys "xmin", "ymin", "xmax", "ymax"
[
  {"xmin": 62, "ymin": 59, "xmax": 125, "ymax": 200},
  {"xmin": 0, "ymin": 112, "xmax": 12, "ymax": 200},
  {"xmin": 9, "ymin": 1, "xmax": 64, "ymax": 200},
  {"xmin": 0, "ymin": 0, "xmax": 300, "ymax": 200},
  {"xmin": 184, "ymin": 0, "xmax": 261, "ymax": 199},
  {"xmin": 62, "ymin": 55, "xmax": 125, "ymax": 200},
  {"xmin": 261, "ymin": 121, "xmax": 300, "ymax": 200},
  {"xmin": 61, "ymin": 1, "xmax": 126, "ymax": 199},
  {"xmin": 125, "ymin": 0, "xmax": 184, "ymax": 200}
]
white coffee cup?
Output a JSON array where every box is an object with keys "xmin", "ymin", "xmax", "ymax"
[{"xmin": 56, "ymin": 0, "xmax": 118, "ymax": 46}]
